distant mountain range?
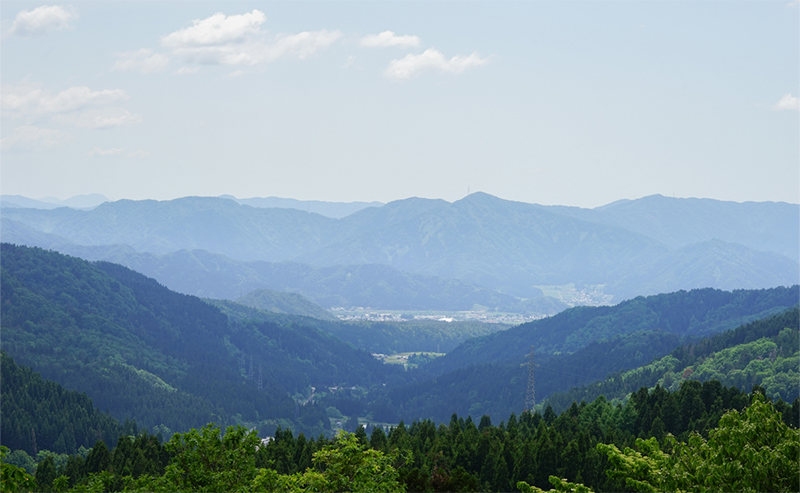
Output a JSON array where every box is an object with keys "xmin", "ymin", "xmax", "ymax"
[
  {"xmin": 543, "ymin": 194, "xmax": 799, "ymax": 262},
  {"xmin": 2, "ymin": 193, "xmax": 797, "ymax": 310},
  {"xmin": 0, "ymin": 193, "xmax": 382, "ymax": 218},
  {"xmin": 0, "ymin": 193, "xmax": 110, "ymax": 210},
  {"xmin": 218, "ymin": 195, "xmax": 383, "ymax": 219},
  {"xmin": 0, "ymin": 226, "xmax": 568, "ymax": 315}
]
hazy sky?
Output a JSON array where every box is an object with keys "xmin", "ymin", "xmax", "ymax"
[{"xmin": 1, "ymin": 1, "xmax": 798, "ymax": 207}]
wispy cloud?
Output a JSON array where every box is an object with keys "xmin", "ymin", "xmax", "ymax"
[
  {"xmin": 161, "ymin": 10, "xmax": 341, "ymax": 66},
  {"xmin": 9, "ymin": 5, "xmax": 78, "ymax": 37},
  {"xmin": 54, "ymin": 108, "xmax": 142, "ymax": 129},
  {"xmin": 1, "ymin": 81, "xmax": 141, "ymax": 128},
  {"xmin": 88, "ymin": 146, "xmax": 124, "ymax": 157},
  {"xmin": 87, "ymin": 147, "xmax": 150, "ymax": 157},
  {"xmin": 384, "ymin": 48, "xmax": 489, "ymax": 80},
  {"xmin": 113, "ymin": 49, "xmax": 169, "ymax": 74},
  {"xmin": 127, "ymin": 149, "xmax": 150, "ymax": 158},
  {"xmin": 772, "ymin": 94, "xmax": 799, "ymax": 111},
  {"xmin": 1, "ymin": 82, "xmax": 127, "ymax": 117},
  {"xmin": 1, "ymin": 125, "xmax": 72, "ymax": 150},
  {"xmin": 360, "ymin": 31, "xmax": 420, "ymax": 48},
  {"xmin": 175, "ymin": 66, "xmax": 200, "ymax": 75}
]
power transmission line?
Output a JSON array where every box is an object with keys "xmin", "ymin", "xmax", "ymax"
[{"xmin": 524, "ymin": 346, "xmax": 535, "ymax": 413}]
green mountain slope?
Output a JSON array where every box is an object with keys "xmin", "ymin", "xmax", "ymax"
[
  {"xmin": 378, "ymin": 288, "xmax": 799, "ymax": 423},
  {"xmin": 209, "ymin": 298, "xmax": 511, "ymax": 354},
  {"xmin": 385, "ymin": 330, "xmax": 681, "ymax": 423},
  {"xmin": 425, "ymin": 286, "xmax": 799, "ymax": 378},
  {"xmin": 0, "ymin": 352, "xmax": 126, "ymax": 456},
  {"xmin": 543, "ymin": 307, "xmax": 800, "ymax": 413},
  {"xmin": 0, "ymin": 244, "xmax": 399, "ymax": 437},
  {"xmin": 235, "ymin": 288, "xmax": 336, "ymax": 320}
]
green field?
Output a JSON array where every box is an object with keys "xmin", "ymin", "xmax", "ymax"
[{"xmin": 374, "ymin": 351, "xmax": 445, "ymax": 369}]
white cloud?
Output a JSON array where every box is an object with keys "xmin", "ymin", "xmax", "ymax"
[
  {"xmin": 226, "ymin": 70, "xmax": 245, "ymax": 78},
  {"xmin": 175, "ymin": 66, "xmax": 200, "ymax": 75},
  {"xmin": 53, "ymin": 108, "xmax": 142, "ymax": 129},
  {"xmin": 772, "ymin": 94, "xmax": 799, "ymax": 111},
  {"xmin": 1, "ymin": 82, "xmax": 128, "ymax": 117},
  {"xmin": 113, "ymin": 49, "xmax": 169, "ymax": 74},
  {"xmin": 88, "ymin": 146, "xmax": 124, "ymax": 156},
  {"xmin": 384, "ymin": 48, "xmax": 490, "ymax": 80},
  {"xmin": 86, "ymin": 147, "xmax": 152, "ymax": 157},
  {"xmin": 265, "ymin": 30, "xmax": 342, "ymax": 61},
  {"xmin": 161, "ymin": 10, "xmax": 341, "ymax": 66},
  {"xmin": 10, "ymin": 5, "xmax": 77, "ymax": 37},
  {"xmin": 2, "ymin": 82, "xmax": 139, "ymax": 128},
  {"xmin": 1, "ymin": 125, "xmax": 72, "ymax": 150},
  {"xmin": 162, "ymin": 10, "xmax": 267, "ymax": 47},
  {"xmin": 360, "ymin": 31, "xmax": 420, "ymax": 48}
]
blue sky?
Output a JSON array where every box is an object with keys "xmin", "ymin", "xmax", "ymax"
[{"xmin": 1, "ymin": 1, "xmax": 798, "ymax": 207}]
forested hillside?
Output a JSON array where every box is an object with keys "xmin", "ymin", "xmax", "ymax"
[
  {"xmin": 9, "ymin": 383, "xmax": 798, "ymax": 493},
  {"xmin": 0, "ymin": 353, "xmax": 127, "ymax": 456},
  {"xmin": 379, "ymin": 289, "xmax": 798, "ymax": 422},
  {"xmin": 2, "ymin": 245, "xmax": 798, "ymax": 492},
  {"xmin": 3, "ymin": 244, "xmax": 795, "ymax": 434},
  {"xmin": 544, "ymin": 307, "xmax": 800, "ymax": 413},
  {"xmin": 210, "ymin": 299, "xmax": 509, "ymax": 354},
  {"xmin": 0, "ymin": 244, "xmax": 399, "ymax": 437},
  {"xmin": 235, "ymin": 288, "xmax": 337, "ymax": 320},
  {"xmin": 425, "ymin": 286, "xmax": 799, "ymax": 376}
]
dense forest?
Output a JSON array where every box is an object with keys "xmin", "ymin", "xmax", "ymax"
[
  {"xmin": 543, "ymin": 307, "xmax": 800, "ymax": 413},
  {"xmin": 2, "ymin": 244, "xmax": 798, "ymax": 435},
  {"xmin": 2, "ymin": 243, "xmax": 799, "ymax": 492},
  {"xmin": 377, "ymin": 291, "xmax": 799, "ymax": 423},
  {"xmin": 4, "ymin": 381, "xmax": 797, "ymax": 492},
  {"xmin": 0, "ymin": 244, "xmax": 398, "ymax": 437},
  {"xmin": 0, "ymin": 353, "xmax": 128, "ymax": 456}
]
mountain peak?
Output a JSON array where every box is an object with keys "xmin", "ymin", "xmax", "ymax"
[{"xmin": 457, "ymin": 191, "xmax": 500, "ymax": 203}]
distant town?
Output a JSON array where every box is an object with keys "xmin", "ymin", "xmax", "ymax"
[{"xmin": 331, "ymin": 307, "xmax": 546, "ymax": 324}]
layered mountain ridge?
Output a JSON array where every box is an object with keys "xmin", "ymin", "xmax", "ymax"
[{"xmin": 2, "ymin": 193, "xmax": 797, "ymax": 311}]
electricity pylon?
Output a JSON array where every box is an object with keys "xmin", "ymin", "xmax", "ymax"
[{"xmin": 524, "ymin": 345, "xmax": 535, "ymax": 413}]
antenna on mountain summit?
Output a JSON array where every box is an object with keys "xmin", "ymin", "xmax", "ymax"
[{"xmin": 524, "ymin": 346, "xmax": 535, "ymax": 413}]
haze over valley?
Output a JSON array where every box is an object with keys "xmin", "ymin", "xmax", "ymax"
[
  {"xmin": 1, "ymin": 2, "xmax": 798, "ymax": 491},
  {"xmin": 3, "ymin": 192, "xmax": 797, "ymax": 317}
]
